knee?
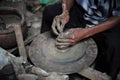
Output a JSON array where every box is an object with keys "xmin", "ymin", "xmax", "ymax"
[
  {"xmin": 42, "ymin": 5, "xmax": 56, "ymax": 28},
  {"xmin": 105, "ymin": 37, "xmax": 120, "ymax": 48},
  {"xmin": 42, "ymin": 3, "xmax": 62, "ymax": 20},
  {"xmin": 43, "ymin": 6, "xmax": 53, "ymax": 19}
]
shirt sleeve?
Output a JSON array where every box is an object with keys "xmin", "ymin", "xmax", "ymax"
[{"xmin": 112, "ymin": 0, "xmax": 120, "ymax": 16}]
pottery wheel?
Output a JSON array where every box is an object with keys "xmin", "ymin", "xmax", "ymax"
[{"xmin": 29, "ymin": 31, "xmax": 97, "ymax": 74}]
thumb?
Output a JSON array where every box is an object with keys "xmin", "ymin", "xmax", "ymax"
[{"xmin": 61, "ymin": 20, "xmax": 66, "ymax": 32}]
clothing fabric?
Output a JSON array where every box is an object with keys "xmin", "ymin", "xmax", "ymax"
[
  {"xmin": 41, "ymin": 2, "xmax": 86, "ymax": 33},
  {"xmin": 40, "ymin": 0, "xmax": 120, "ymax": 72},
  {"xmin": 76, "ymin": 0, "xmax": 120, "ymax": 25}
]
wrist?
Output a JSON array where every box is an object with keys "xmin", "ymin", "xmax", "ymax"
[
  {"xmin": 62, "ymin": 0, "xmax": 73, "ymax": 14},
  {"xmin": 62, "ymin": 10, "xmax": 69, "ymax": 16},
  {"xmin": 85, "ymin": 27, "xmax": 95, "ymax": 37},
  {"xmin": 62, "ymin": 3, "xmax": 69, "ymax": 13}
]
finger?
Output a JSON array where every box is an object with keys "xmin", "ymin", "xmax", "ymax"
[
  {"xmin": 52, "ymin": 19, "xmax": 59, "ymax": 35},
  {"xmin": 55, "ymin": 41, "xmax": 75, "ymax": 49},
  {"xmin": 56, "ymin": 18, "xmax": 62, "ymax": 33},
  {"xmin": 61, "ymin": 21, "xmax": 66, "ymax": 32},
  {"xmin": 56, "ymin": 38, "xmax": 75, "ymax": 43},
  {"xmin": 56, "ymin": 45, "xmax": 70, "ymax": 49},
  {"xmin": 55, "ymin": 42, "xmax": 72, "ymax": 47},
  {"xmin": 58, "ymin": 32, "xmax": 74, "ymax": 41},
  {"xmin": 57, "ymin": 31, "xmax": 70, "ymax": 39}
]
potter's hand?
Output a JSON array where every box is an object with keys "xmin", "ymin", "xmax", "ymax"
[
  {"xmin": 55, "ymin": 28, "xmax": 90, "ymax": 49},
  {"xmin": 52, "ymin": 11, "xmax": 69, "ymax": 35}
]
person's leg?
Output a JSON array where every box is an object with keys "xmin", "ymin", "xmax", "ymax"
[
  {"xmin": 105, "ymin": 26, "xmax": 120, "ymax": 80},
  {"xmin": 41, "ymin": 2, "xmax": 62, "ymax": 33},
  {"xmin": 40, "ymin": 1, "xmax": 86, "ymax": 33},
  {"xmin": 94, "ymin": 25, "xmax": 120, "ymax": 80}
]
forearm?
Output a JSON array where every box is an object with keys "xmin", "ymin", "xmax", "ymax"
[
  {"xmin": 61, "ymin": 0, "xmax": 74, "ymax": 12},
  {"xmin": 88, "ymin": 16, "xmax": 120, "ymax": 36}
]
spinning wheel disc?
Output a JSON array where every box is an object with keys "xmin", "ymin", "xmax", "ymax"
[{"xmin": 29, "ymin": 32, "xmax": 97, "ymax": 74}]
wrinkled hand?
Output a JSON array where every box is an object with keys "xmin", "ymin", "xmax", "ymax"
[
  {"xmin": 52, "ymin": 11, "xmax": 69, "ymax": 35},
  {"xmin": 55, "ymin": 28, "xmax": 90, "ymax": 49}
]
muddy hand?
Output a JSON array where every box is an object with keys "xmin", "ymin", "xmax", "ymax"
[
  {"xmin": 55, "ymin": 28, "xmax": 90, "ymax": 49},
  {"xmin": 55, "ymin": 30, "xmax": 74, "ymax": 49},
  {"xmin": 52, "ymin": 17, "xmax": 65, "ymax": 35}
]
